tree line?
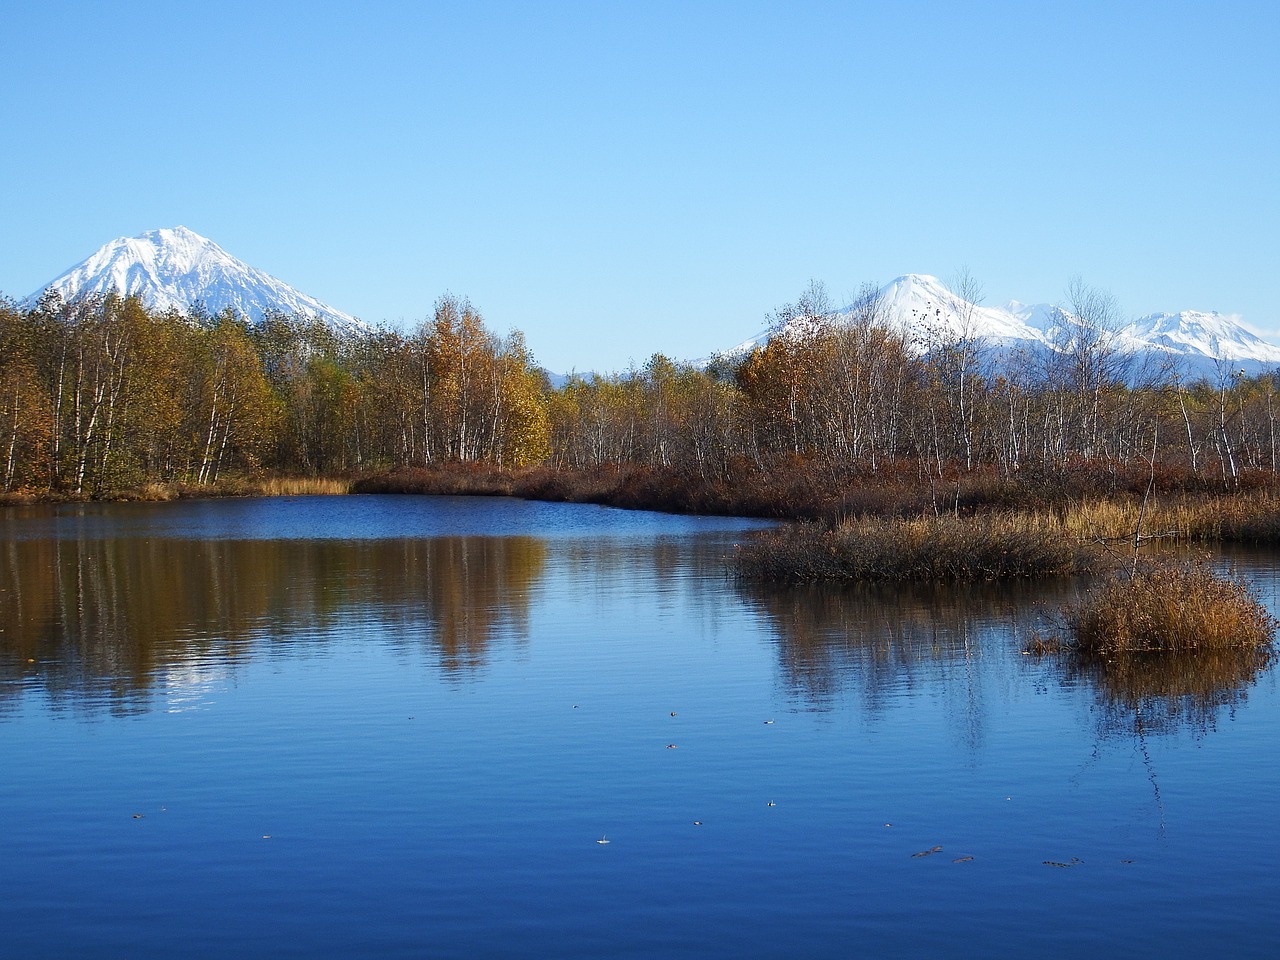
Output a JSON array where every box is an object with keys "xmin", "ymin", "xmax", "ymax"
[{"xmin": 2, "ymin": 282, "xmax": 1278, "ymax": 495}]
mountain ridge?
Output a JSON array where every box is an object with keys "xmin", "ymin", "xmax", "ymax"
[{"xmin": 718, "ymin": 274, "xmax": 1280, "ymax": 378}]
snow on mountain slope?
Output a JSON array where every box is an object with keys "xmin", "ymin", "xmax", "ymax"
[
  {"xmin": 24, "ymin": 226, "xmax": 361, "ymax": 330},
  {"xmin": 1121, "ymin": 310, "xmax": 1280, "ymax": 366},
  {"xmin": 714, "ymin": 275, "xmax": 1049, "ymax": 363},
  {"xmin": 871, "ymin": 274, "xmax": 1050, "ymax": 347},
  {"xmin": 713, "ymin": 275, "xmax": 1280, "ymax": 377}
]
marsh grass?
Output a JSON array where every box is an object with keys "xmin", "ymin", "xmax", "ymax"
[
  {"xmin": 735, "ymin": 485, "xmax": 1280, "ymax": 583},
  {"xmin": 1068, "ymin": 562, "xmax": 1277, "ymax": 655},
  {"xmin": 256, "ymin": 477, "xmax": 353, "ymax": 496},
  {"xmin": 29, "ymin": 475, "xmax": 358, "ymax": 502},
  {"xmin": 1040, "ymin": 493, "xmax": 1280, "ymax": 546},
  {"xmin": 735, "ymin": 514, "xmax": 1100, "ymax": 582}
]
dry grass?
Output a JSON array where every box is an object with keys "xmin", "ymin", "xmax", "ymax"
[
  {"xmin": 735, "ymin": 514, "xmax": 1101, "ymax": 582},
  {"xmin": 1022, "ymin": 632, "xmax": 1069, "ymax": 655},
  {"xmin": 1036, "ymin": 493, "xmax": 1280, "ymax": 545},
  {"xmin": 1067, "ymin": 562, "xmax": 1277, "ymax": 655},
  {"xmin": 256, "ymin": 477, "xmax": 353, "ymax": 496}
]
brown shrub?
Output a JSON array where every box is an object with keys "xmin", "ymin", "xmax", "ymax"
[{"xmin": 1068, "ymin": 562, "xmax": 1277, "ymax": 655}]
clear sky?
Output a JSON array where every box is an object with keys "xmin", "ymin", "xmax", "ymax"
[{"xmin": 2, "ymin": 0, "xmax": 1276, "ymax": 373}]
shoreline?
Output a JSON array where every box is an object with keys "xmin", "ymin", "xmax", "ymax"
[{"xmin": 8, "ymin": 461, "xmax": 1280, "ymax": 583}]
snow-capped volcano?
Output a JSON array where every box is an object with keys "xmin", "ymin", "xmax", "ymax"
[
  {"xmin": 24, "ymin": 226, "xmax": 360, "ymax": 329},
  {"xmin": 873, "ymin": 274, "xmax": 1050, "ymax": 348},
  {"xmin": 718, "ymin": 274, "xmax": 1280, "ymax": 378}
]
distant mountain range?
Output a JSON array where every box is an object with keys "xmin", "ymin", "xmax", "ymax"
[
  {"xmin": 721, "ymin": 273, "xmax": 1280, "ymax": 379},
  {"xmin": 20, "ymin": 229, "xmax": 1280, "ymax": 379},
  {"xmin": 23, "ymin": 226, "xmax": 360, "ymax": 330}
]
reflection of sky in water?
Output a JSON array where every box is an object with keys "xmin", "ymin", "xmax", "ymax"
[
  {"xmin": 161, "ymin": 660, "xmax": 230, "ymax": 714},
  {"xmin": 0, "ymin": 493, "xmax": 775, "ymax": 542},
  {"xmin": 0, "ymin": 498, "xmax": 1278, "ymax": 959}
]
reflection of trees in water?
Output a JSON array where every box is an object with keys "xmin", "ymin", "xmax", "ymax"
[
  {"xmin": 740, "ymin": 574, "xmax": 1276, "ymax": 743},
  {"xmin": 0, "ymin": 535, "xmax": 546, "ymax": 713},
  {"xmin": 1072, "ymin": 646, "xmax": 1277, "ymax": 739},
  {"xmin": 408, "ymin": 537, "xmax": 545, "ymax": 673},
  {"xmin": 738, "ymin": 580, "xmax": 1068, "ymax": 745}
]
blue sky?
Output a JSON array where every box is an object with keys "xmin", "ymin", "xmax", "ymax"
[{"xmin": 2, "ymin": 0, "xmax": 1276, "ymax": 372}]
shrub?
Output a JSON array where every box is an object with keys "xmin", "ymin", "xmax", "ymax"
[{"xmin": 1067, "ymin": 562, "xmax": 1277, "ymax": 655}]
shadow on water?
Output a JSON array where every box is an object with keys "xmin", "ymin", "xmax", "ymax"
[{"xmin": 0, "ymin": 535, "xmax": 547, "ymax": 714}]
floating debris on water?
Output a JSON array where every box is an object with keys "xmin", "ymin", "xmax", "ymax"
[
  {"xmin": 911, "ymin": 846, "xmax": 943, "ymax": 858},
  {"xmin": 952, "ymin": 856, "xmax": 974, "ymax": 863}
]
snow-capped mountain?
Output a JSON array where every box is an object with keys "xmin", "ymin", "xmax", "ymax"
[
  {"xmin": 1118, "ymin": 310, "xmax": 1280, "ymax": 370},
  {"xmin": 872, "ymin": 274, "xmax": 1050, "ymax": 348},
  {"xmin": 24, "ymin": 226, "xmax": 360, "ymax": 329},
  {"xmin": 718, "ymin": 274, "xmax": 1280, "ymax": 379}
]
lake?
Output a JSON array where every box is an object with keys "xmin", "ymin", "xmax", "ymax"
[{"xmin": 1, "ymin": 495, "xmax": 1278, "ymax": 959}]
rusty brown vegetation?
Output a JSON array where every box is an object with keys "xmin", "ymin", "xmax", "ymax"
[
  {"xmin": 1068, "ymin": 562, "xmax": 1278, "ymax": 655},
  {"xmin": 7, "ymin": 281, "xmax": 1280, "ymax": 591}
]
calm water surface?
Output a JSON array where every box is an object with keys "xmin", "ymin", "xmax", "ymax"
[{"xmin": 1, "ymin": 495, "xmax": 1278, "ymax": 959}]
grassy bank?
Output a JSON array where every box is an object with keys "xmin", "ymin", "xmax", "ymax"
[
  {"xmin": 10, "ymin": 460, "xmax": 1280, "ymax": 586},
  {"xmin": 734, "ymin": 514, "xmax": 1102, "ymax": 582},
  {"xmin": 0, "ymin": 475, "xmax": 353, "ymax": 506}
]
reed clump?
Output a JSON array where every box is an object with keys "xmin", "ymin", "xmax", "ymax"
[
  {"xmin": 257, "ymin": 476, "xmax": 354, "ymax": 496},
  {"xmin": 735, "ymin": 514, "xmax": 1100, "ymax": 582},
  {"xmin": 1067, "ymin": 562, "xmax": 1277, "ymax": 656}
]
